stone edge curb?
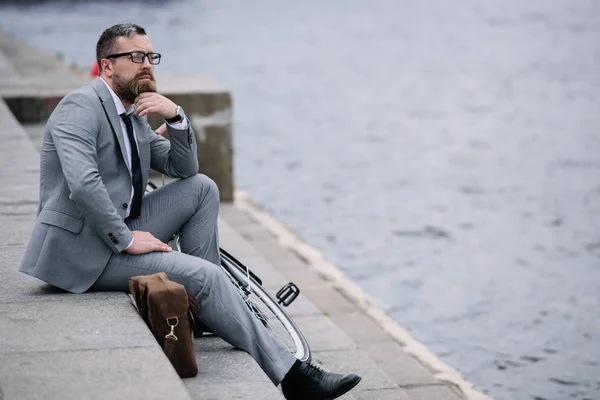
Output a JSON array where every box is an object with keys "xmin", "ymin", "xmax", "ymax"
[{"xmin": 233, "ymin": 190, "xmax": 494, "ymax": 400}]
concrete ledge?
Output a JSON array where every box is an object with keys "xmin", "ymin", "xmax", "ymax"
[
  {"xmin": 0, "ymin": 348, "xmax": 191, "ymax": 400},
  {"xmin": 186, "ymin": 337, "xmax": 282, "ymax": 399},
  {"xmin": 0, "ymin": 77, "xmax": 85, "ymax": 96},
  {"xmin": 0, "ymin": 77, "xmax": 86, "ymax": 123},
  {"xmin": 0, "ymin": 30, "xmax": 235, "ymax": 202},
  {"xmin": 0, "ymin": 98, "xmax": 193, "ymax": 400},
  {"xmin": 1, "ymin": 78, "xmax": 235, "ymax": 202},
  {"xmin": 148, "ymin": 76, "xmax": 234, "ymax": 202},
  {"xmin": 1, "ymin": 84, "xmax": 235, "ymax": 204}
]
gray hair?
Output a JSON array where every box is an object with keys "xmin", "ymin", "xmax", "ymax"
[{"xmin": 96, "ymin": 23, "xmax": 147, "ymax": 73}]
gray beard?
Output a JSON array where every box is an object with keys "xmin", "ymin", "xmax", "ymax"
[{"xmin": 113, "ymin": 74, "xmax": 157, "ymax": 104}]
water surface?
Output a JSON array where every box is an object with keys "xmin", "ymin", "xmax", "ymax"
[{"xmin": 1, "ymin": 1, "xmax": 599, "ymax": 399}]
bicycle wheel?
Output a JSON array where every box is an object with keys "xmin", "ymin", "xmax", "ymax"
[
  {"xmin": 220, "ymin": 249, "xmax": 311, "ymax": 363},
  {"xmin": 169, "ymin": 236, "xmax": 311, "ymax": 362}
]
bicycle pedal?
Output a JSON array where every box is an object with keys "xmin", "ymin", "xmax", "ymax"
[{"xmin": 276, "ymin": 282, "xmax": 300, "ymax": 307}]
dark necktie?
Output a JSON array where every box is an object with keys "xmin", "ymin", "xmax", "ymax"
[{"xmin": 120, "ymin": 113, "xmax": 143, "ymax": 219}]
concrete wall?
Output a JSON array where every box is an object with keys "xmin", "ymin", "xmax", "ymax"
[
  {"xmin": 148, "ymin": 76, "xmax": 234, "ymax": 202},
  {"xmin": 0, "ymin": 75, "xmax": 235, "ymax": 202}
]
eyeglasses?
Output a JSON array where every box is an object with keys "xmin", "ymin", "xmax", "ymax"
[{"xmin": 106, "ymin": 51, "xmax": 162, "ymax": 65}]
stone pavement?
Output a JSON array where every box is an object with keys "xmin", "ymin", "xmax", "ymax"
[
  {"xmin": 0, "ymin": 97, "xmax": 192, "ymax": 400},
  {"xmin": 0, "ymin": 29, "xmax": 482, "ymax": 400}
]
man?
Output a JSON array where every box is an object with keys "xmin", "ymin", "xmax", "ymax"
[{"xmin": 19, "ymin": 23, "xmax": 361, "ymax": 399}]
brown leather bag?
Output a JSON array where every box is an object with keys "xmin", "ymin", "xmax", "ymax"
[{"xmin": 129, "ymin": 272, "xmax": 200, "ymax": 378}]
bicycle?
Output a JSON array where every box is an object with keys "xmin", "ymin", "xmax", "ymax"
[{"xmin": 146, "ymin": 181, "xmax": 311, "ymax": 363}]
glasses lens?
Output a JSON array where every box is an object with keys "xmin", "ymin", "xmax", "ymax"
[
  {"xmin": 130, "ymin": 52, "xmax": 145, "ymax": 63},
  {"xmin": 149, "ymin": 53, "xmax": 161, "ymax": 65}
]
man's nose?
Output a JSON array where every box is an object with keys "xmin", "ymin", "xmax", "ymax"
[
  {"xmin": 140, "ymin": 64, "xmax": 153, "ymax": 75},
  {"xmin": 141, "ymin": 55, "xmax": 153, "ymax": 68}
]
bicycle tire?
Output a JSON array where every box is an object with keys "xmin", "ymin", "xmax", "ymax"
[
  {"xmin": 168, "ymin": 235, "xmax": 311, "ymax": 363},
  {"xmin": 219, "ymin": 249, "xmax": 311, "ymax": 363}
]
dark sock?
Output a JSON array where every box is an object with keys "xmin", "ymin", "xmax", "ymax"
[{"xmin": 282, "ymin": 359, "xmax": 303, "ymax": 384}]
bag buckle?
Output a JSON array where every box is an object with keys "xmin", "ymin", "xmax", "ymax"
[{"xmin": 165, "ymin": 317, "xmax": 179, "ymax": 340}]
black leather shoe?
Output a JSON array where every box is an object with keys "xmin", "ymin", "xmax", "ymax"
[{"xmin": 281, "ymin": 360, "xmax": 362, "ymax": 400}]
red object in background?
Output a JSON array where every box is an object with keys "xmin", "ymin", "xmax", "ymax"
[{"xmin": 90, "ymin": 61, "xmax": 99, "ymax": 77}]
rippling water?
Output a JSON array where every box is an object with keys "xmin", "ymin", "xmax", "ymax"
[{"xmin": 1, "ymin": 1, "xmax": 600, "ymax": 399}]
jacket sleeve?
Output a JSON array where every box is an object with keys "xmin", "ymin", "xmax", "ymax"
[
  {"xmin": 147, "ymin": 116, "xmax": 199, "ymax": 178},
  {"xmin": 51, "ymin": 92, "xmax": 133, "ymax": 253}
]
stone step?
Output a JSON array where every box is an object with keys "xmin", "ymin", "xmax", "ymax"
[
  {"xmin": 218, "ymin": 206, "xmax": 468, "ymax": 400},
  {"xmin": 18, "ymin": 118, "xmax": 407, "ymax": 399},
  {"xmin": 186, "ymin": 336, "xmax": 284, "ymax": 400},
  {"xmin": 214, "ymin": 217, "xmax": 415, "ymax": 400},
  {"xmin": 0, "ymin": 100, "xmax": 193, "ymax": 400}
]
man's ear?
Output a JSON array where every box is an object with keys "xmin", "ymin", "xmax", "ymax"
[{"xmin": 101, "ymin": 59, "xmax": 113, "ymax": 78}]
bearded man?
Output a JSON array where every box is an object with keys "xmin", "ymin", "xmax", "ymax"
[{"xmin": 19, "ymin": 23, "xmax": 361, "ymax": 399}]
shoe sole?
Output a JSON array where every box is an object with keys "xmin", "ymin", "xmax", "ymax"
[{"xmin": 325, "ymin": 377, "xmax": 362, "ymax": 400}]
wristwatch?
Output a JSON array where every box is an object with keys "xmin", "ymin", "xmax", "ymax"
[{"xmin": 165, "ymin": 105, "xmax": 184, "ymax": 123}]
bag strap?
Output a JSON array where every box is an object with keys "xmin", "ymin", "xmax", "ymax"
[
  {"xmin": 163, "ymin": 316, "xmax": 179, "ymax": 359},
  {"xmin": 187, "ymin": 292, "xmax": 200, "ymax": 310},
  {"xmin": 163, "ymin": 335, "xmax": 177, "ymax": 359}
]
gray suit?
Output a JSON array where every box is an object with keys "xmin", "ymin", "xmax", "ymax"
[
  {"xmin": 20, "ymin": 78, "xmax": 198, "ymax": 293},
  {"xmin": 19, "ymin": 78, "xmax": 295, "ymax": 384}
]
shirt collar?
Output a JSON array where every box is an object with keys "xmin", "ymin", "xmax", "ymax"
[{"xmin": 99, "ymin": 77, "xmax": 136, "ymax": 116}]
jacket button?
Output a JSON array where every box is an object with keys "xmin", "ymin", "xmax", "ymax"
[{"xmin": 122, "ymin": 203, "xmax": 128, "ymax": 209}]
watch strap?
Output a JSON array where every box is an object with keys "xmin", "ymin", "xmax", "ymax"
[{"xmin": 165, "ymin": 106, "xmax": 183, "ymax": 123}]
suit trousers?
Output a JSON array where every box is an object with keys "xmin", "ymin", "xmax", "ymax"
[{"xmin": 92, "ymin": 174, "xmax": 296, "ymax": 384}]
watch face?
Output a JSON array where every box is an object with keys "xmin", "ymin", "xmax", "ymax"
[{"xmin": 177, "ymin": 106, "xmax": 183, "ymax": 117}]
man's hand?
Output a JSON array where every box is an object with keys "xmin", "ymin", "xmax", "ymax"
[
  {"xmin": 134, "ymin": 93, "xmax": 177, "ymax": 119},
  {"xmin": 124, "ymin": 231, "xmax": 172, "ymax": 255}
]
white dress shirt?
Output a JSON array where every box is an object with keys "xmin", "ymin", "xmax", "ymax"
[{"xmin": 99, "ymin": 78, "xmax": 188, "ymax": 249}]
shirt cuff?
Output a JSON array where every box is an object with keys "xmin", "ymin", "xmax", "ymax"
[
  {"xmin": 167, "ymin": 117, "xmax": 188, "ymax": 130},
  {"xmin": 124, "ymin": 237, "xmax": 135, "ymax": 250}
]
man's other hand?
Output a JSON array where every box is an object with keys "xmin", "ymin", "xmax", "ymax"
[
  {"xmin": 134, "ymin": 92, "xmax": 177, "ymax": 119},
  {"xmin": 125, "ymin": 231, "xmax": 172, "ymax": 254}
]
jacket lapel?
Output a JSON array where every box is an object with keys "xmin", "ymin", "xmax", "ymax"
[{"xmin": 92, "ymin": 78, "xmax": 131, "ymax": 170}]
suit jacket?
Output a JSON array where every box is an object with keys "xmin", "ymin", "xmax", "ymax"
[{"xmin": 19, "ymin": 78, "xmax": 199, "ymax": 293}]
